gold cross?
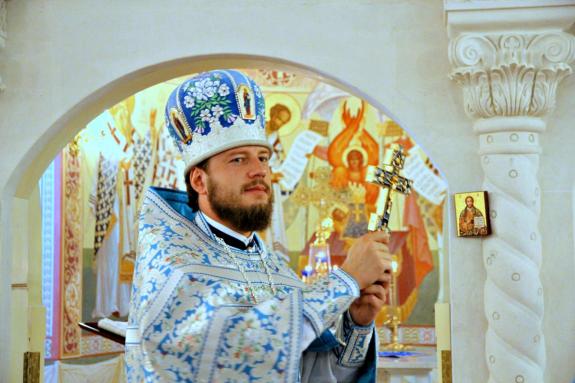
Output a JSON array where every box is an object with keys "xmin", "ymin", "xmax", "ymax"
[
  {"xmin": 365, "ymin": 144, "xmax": 413, "ymax": 231},
  {"xmin": 351, "ymin": 203, "xmax": 363, "ymax": 222},
  {"xmin": 123, "ymin": 166, "xmax": 134, "ymax": 206}
]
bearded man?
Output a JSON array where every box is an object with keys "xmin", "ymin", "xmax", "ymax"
[
  {"xmin": 125, "ymin": 70, "xmax": 392, "ymax": 382},
  {"xmin": 459, "ymin": 195, "xmax": 487, "ymax": 236}
]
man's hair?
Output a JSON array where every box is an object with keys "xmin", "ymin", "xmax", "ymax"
[{"xmin": 185, "ymin": 158, "xmax": 210, "ymax": 211}]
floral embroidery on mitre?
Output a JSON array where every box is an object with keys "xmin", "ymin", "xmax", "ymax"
[{"xmin": 165, "ymin": 70, "xmax": 271, "ymax": 169}]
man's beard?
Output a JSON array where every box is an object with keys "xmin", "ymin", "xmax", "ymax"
[{"xmin": 207, "ymin": 178, "xmax": 273, "ymax": 232}]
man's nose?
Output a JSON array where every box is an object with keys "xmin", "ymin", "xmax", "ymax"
[{"xmin": 247, "ymin": 159, "xmax": 269, "ymax": 178}]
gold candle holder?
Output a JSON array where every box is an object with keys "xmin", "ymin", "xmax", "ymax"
[{"xmin": 382, "ymin": 255, "xmax": 412, "ymax": 351}]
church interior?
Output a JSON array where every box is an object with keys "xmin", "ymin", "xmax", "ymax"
[{"xmin": 0, "ymin": 1, "xmax": 574, "ymax": 382}]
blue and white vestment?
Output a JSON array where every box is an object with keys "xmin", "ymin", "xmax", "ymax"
[{"xmin": 125, "ymin": 187, "xmax": 377, "ymax": 382}]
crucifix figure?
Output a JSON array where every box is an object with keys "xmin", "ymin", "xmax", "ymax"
[{"xmin": 365, "ymin": 144, "xmax": 413, "ymax": 232}]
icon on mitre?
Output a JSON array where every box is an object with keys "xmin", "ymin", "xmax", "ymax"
[
  {"xmin": 169, "ymin": 108, "xmax": 194, "ymax": 145},
  {"xmin": 237, "ymin": 84, "xmax": 256, "ymax": 121}
]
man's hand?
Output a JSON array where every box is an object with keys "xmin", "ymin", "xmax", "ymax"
[
  {"xmin": 340, "ymin": 231, "xmax": 392, "ymax": 290},
  {"xmin": 348, "ymin": 276, "xmax": 391, "ymax": 326},
  {"xmin": 340, "ymin": 230, "xmax": 393, "ymax": 326}
]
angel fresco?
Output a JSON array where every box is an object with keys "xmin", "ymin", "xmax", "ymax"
[{"xmin": 327, "ymin": 100, "xmax": 380, "ymax": 238}]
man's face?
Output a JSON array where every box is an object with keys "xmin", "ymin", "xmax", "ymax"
[
  {"xmin": 204, "ymin": 146, "xmax": 273, "ymax": 232},
  {"xmin": 465, "ymin": 197, "xmax": 474, "ymax": 208}
]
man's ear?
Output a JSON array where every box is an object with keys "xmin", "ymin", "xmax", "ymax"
[{"xmin": 190, "ymin": 167, "xmax": 208, "ymax": 195}]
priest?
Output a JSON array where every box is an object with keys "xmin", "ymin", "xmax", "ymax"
[{"xmin": 125, "ymin": 69, "xmax": 392, "ymax": 382}]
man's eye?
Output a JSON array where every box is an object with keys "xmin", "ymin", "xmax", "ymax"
[
  {"xmin": 260, "ymin": 156, "xmax": 269, "ymax": 162},
  {"xmin": 231, "ymin": 157, "xmax": 244, "ymax": 163}
]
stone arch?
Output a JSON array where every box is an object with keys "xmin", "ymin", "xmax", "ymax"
[
  {"xmin": 7, "ymin": 54, "xmax": 426, "ymax": 199},
  {"xmin": 0, "ymin": 53, "xmax": 451, "ymax": 380}
]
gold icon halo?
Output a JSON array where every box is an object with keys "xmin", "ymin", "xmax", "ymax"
[{"xmin": 264, "ymin": 93, "xmax": 301, "ymax": 137}]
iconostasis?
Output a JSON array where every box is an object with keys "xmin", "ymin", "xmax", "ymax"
[{"xmin": 39, "ymin": 69, "xmax": 447, "ymax": 360}]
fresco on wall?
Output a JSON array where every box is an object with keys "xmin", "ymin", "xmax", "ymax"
[{"xmin": 40, "ymin": 69, "xmax": 447, "ymax": 359}]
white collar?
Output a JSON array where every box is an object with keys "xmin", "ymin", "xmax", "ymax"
[{"xmin": 198, "ymin": 210, "xmax": 255, "ymax": 247}]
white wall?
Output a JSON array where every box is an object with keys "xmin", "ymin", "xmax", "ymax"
[
  {"xmin": 541, "ymin": 73, "xmax": 575, "ymax": 383},
  {"xmin": 0, "ymin": 1, "xmax": 573, "ymax": 382}
]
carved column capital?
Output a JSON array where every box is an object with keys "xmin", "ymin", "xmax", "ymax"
[{"xmin": 449, "ymin": 31, "xmax": 575, "ymax": 119}]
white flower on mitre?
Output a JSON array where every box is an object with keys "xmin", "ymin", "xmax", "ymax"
[
  {"xmin": 198, "ymin": 78, "xmax": 216, "ymax": 98},
  {"xmin": 198, "ymin": 78, "xmax": 212, "ymax": 89},
  {"xmin": 200, "ymin": 109, "xmax": 211, "ymax": 122},
  {"xmin": 205, "ymin": 86, "xmax": 216, "ymax": 98},
  {"xmin": 183, "ymin": 95, "xmax": 195, "ymax": 109},
  {"xmin": 191, "ymin": 86, "xmax": 206, "ymax": 101},
  {"xmin": 211, "ymin": 105, "xmax": 224, "ymax": 118},
  {"xmin": 218, "ymin": 84, "xmax": 230, "ymax": 97}
]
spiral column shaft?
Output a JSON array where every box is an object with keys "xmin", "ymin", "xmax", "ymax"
[{"xmin": 478, "ymin": 118, "xmax": 545, "ymax": 383}]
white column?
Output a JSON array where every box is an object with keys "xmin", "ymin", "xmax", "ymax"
[{"xmin": 445, "ymin": 2, "xmax": 575, "ymax": 382}]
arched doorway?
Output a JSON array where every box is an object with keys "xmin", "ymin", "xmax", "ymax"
[{"xmin": 1, "ymin": 54, "xmax": 451, "ymax": 381}]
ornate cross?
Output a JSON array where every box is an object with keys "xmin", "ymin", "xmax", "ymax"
[{"xmin": 365, "ymin": 144, "xmax": 413, "ymax": 231}]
